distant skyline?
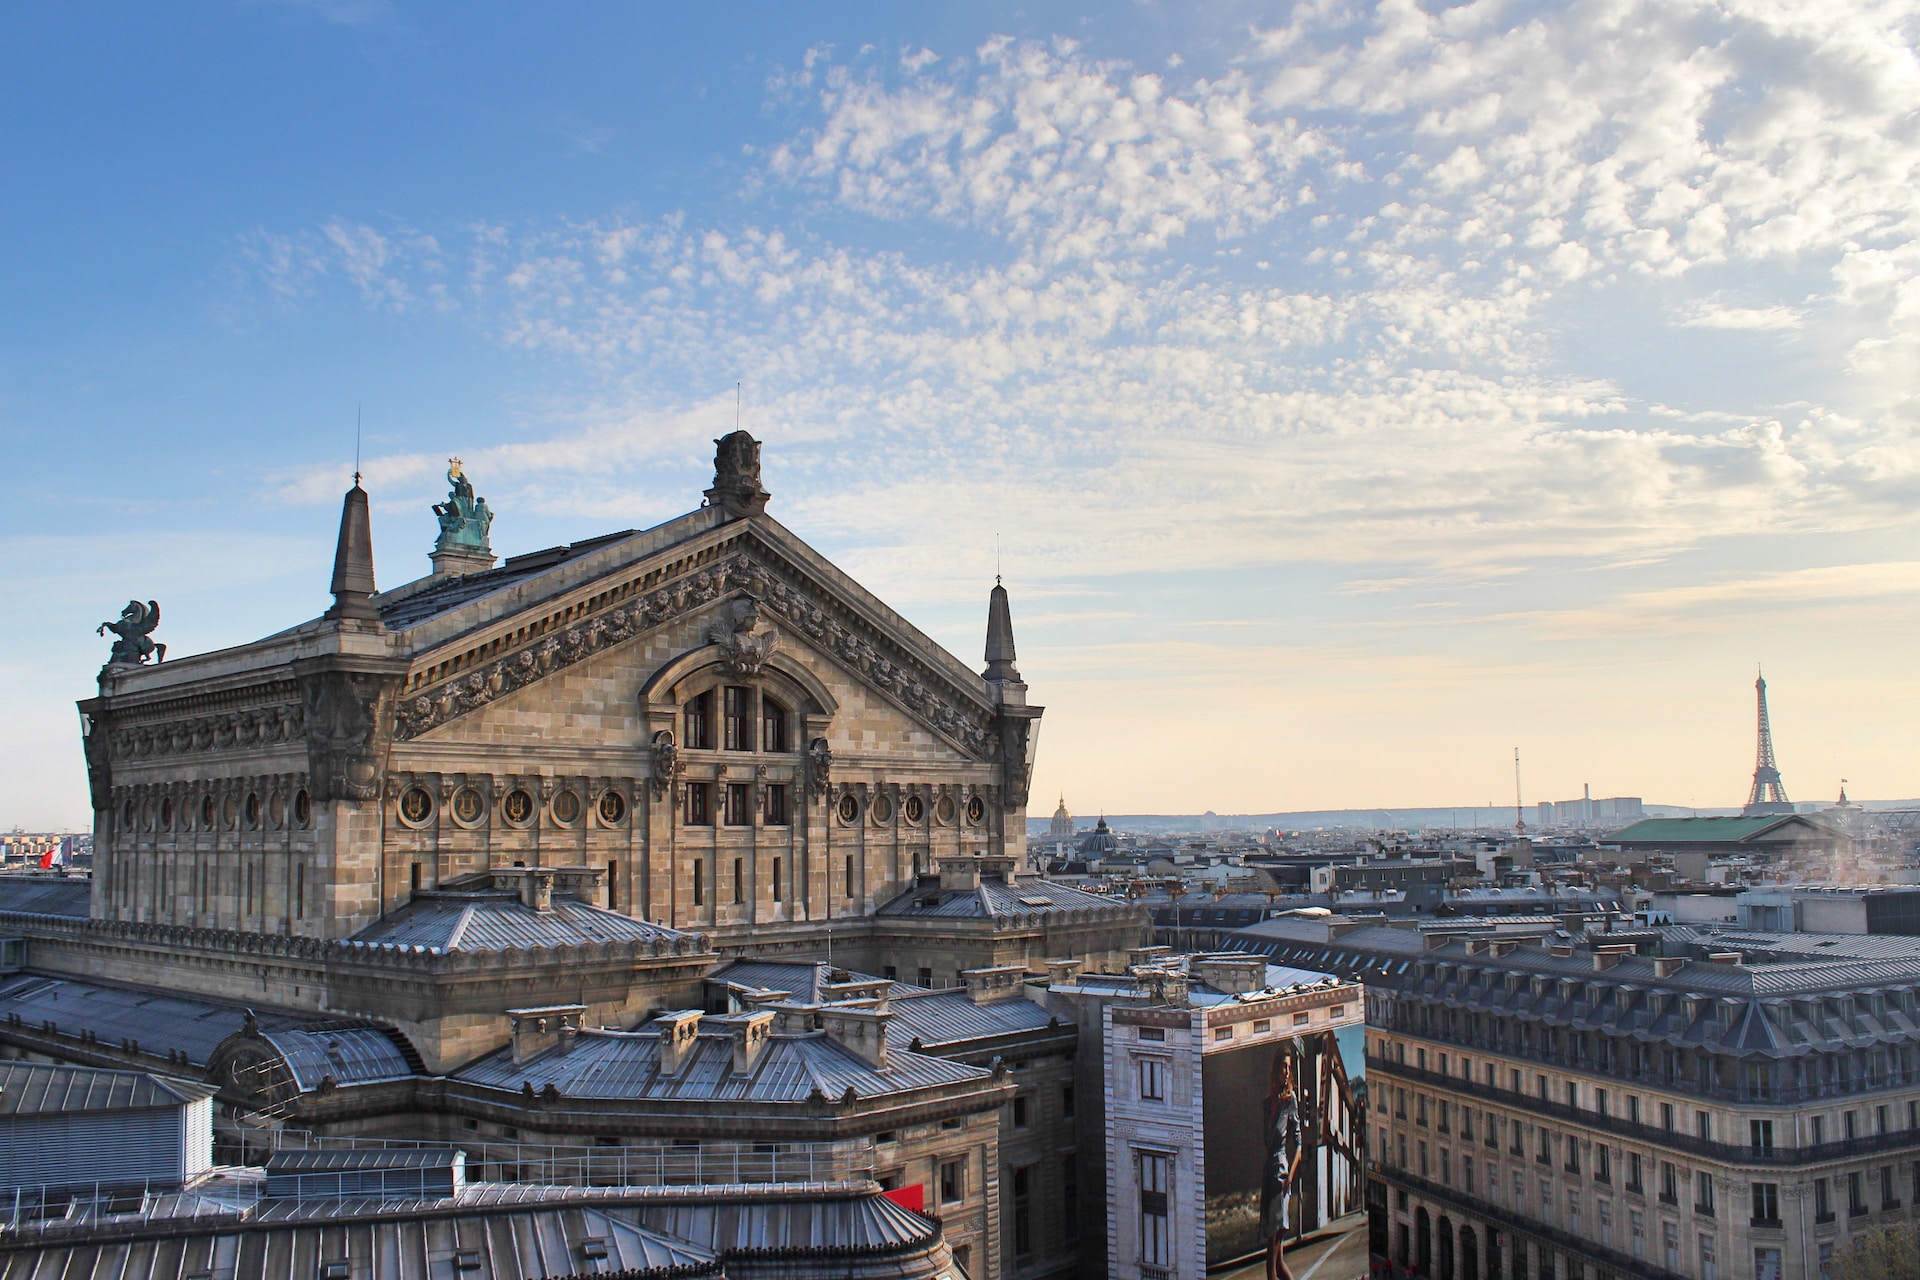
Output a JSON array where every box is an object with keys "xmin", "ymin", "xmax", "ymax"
[{"xmin": 4, "ymin": 3, "xmax": 1919, "ymax": 828}]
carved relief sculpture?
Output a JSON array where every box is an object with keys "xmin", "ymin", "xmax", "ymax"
[
  {"xmin": 298, "ymin": 666, "xmax": 403, "ymax": 802},
  {"xmin": 708, "ymin": 594, "xmax": 779, "ymax": 676},
  {"xmin": 649, "ymin": 730, "xmax": 681, "ymax": 800}
]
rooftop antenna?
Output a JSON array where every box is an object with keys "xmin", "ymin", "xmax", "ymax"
[
  {"xmin": 1514, "ymin": 747, "xmax": 1526, "ymax": 836},
  {"xmin": 736, "ymin": 381, "xmax": 741, "ymax": 431},
  {"xmin": 354, "ymin": 404, "xmax": 363, "ymax": 485},
  {"xmin": 996, "ymin": 533, "xmax": 1002, "ymax": 586}
]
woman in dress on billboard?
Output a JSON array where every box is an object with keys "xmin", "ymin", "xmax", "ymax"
[{"xmin": 1262, "ymin": 1043, "xmax": 1308, "ymax": 1280}]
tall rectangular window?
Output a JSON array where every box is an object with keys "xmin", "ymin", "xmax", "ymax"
[
  {"xmin": 1751, "ymin": 1181, "xmax": 1781, "ymax": 1226},
  {"xmin": 1848, "ymin": 1171, "xmax": 1866, "ymax": 1216},
  {"xmin": 1754, "ymin": 1247, "xmax": 1782, "ymax": 1280},
  {"xmin": 1814, "ymin": 1176, "xmax": 1831, "ymax": 1221},
  {"xmin": 770, "ymin": 857, "xmax": 782, "ymax": 902},
  {"xmin": 1699, "ymin": 1233, "xmax": 1718, "ymax": 1280},
  {"xmin": 685, "ymin": 782, "xmax": 712, "ymax": 826},
  {"xmin": 684, "ymin": 691, "xmax": 713, "ymax": 750},
  {"xmin": 763, "ymin": 784, "xmax": 788, "ymax": 826},
  {"xmin": 692, "ymin": 861, "xmax": 704, "ymax": 907},
  {"xmin": 845, "ymin": 855, "xmax": 855, "ymax": 899},
  {"xmin": 1696, "ymin": 1170, "xmax": 1715, "ymax": 1216},
  {"xmin": 723, "ymin": 783, "xmax": 752, "ymax": 826},
  {"xmin": 607, "ymin": 860, "xmax": 619, "ymax": 910},
  {"xmin": 1139, "ymin": 1057, "xmax": 1167, "ymax": 1101},
  {"xmin": 1138, "ymin": 1151, "xmax": 1170, "ymax": 1267},
  {"xmin": 939, "ymin": 1159, "xmax": 964, "ymax": 1203},
  {"xmin": 723, "ymin": 686, "xmax": 753, "ymax": 751},
  {"xmin": 1750, "ymin": 1118, "xmax": 1774, "ymax": 1151},
  {"xmin": 761, "ymin": 699, "xmax": 787, "ymax": 753},
  {"xmin": 1012, "ymin": 1165, "xmax": 1032, "ymax": 1256},
  {"xmin": 732, "ymin": 858, "xmax": 744, "ymax": 903},
  {"xmin": 295, "ymin": 863, "xmax": 304, "ymax": 919}
]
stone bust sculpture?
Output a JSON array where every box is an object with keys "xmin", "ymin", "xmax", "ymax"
[{"xmin": 433, "ymin": 458, "xmax": 494, "ymax": 554}]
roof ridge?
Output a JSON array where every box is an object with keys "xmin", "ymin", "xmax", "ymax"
[{"xmin": 442, "ymin": 903, "xmax": 477, "ymax": 952}]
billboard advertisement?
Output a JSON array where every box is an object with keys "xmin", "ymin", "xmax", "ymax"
[{"xmin": 1202, "ymin": 1027, "xmax": 1365, "ymax": 1272}]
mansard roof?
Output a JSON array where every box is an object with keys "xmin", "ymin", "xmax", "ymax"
[{"xmin": 0, "ymin": 1062, "xmax": 216, "ymax": 1116}]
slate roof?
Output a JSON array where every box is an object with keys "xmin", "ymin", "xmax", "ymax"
[
  {"xmin": 875, "ymin": 874, "xmax": 1133, "ymax": 920},
  {"xmin": 0, "ymin": 972, "xmax": 416, "ymax": 1080},
  {"xmin": 0, "ymin": 876, "xmax": 90, "ymax": 918},
  {"xmin": 351, "ymin": 891, "xmax": 687, "ymax": 952},
  {"xmin": 454, "ymin": 1027, "xmax": 989, "ymax": 1103},
  {"xmin": 0, "ymin": 1063, "xmax": 216, "ymax": 1116},
  {"xmin": 1226, "ymin": 914, "xmax": 1920, "ymax": 1056},
  {"xmin": 374, "ymin": 531, "xmax": 638, "ymax": 632}
]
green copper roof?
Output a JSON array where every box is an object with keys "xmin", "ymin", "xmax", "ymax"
[{"xmin": 1606, "ymin": 815, "xmax": 1823, "ymax": 844}]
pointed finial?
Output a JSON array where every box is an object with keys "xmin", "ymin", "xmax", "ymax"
[
  {"xmin": 984, "ymin": 577, "xmax": 1020, "ymax": 683},
  {"xmin": 325, "ymin": 478, "xmax": 380, "ymax": 622}
]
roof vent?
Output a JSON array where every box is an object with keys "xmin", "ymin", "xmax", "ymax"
[{"xmin": 652, "ymin": 1009, "xmax": 704, "ymax": 1077}]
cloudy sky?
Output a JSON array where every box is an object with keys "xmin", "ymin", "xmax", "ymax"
[{"xmin": 4, "ymin": 1, "xmax": 1918, "ymax": 828}]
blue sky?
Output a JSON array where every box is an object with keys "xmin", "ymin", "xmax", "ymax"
[{"xmin": 5, "ymin": 0, "xmax": 1919, "ymax": 828}]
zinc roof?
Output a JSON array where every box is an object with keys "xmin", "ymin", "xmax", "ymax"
[
  {"xmin": 454, "ymin": 1028, "xmax": 989, "ymax": 1103},
  {"xmin": 1607, "ymin": 815, "xmax": 1827, "ymax": 844},
  {"xmin": 0, "ymin": 973, "xmax": 416, "ymax": 1079},
  {"xmin": 0, "ymin": 1063, "xmax": 215, "ymax": 1116},
  {"xmin": 883, "ymin": 991, "xmax": 1058, "ymax": 1048},
  {"xmin": 876, "ymin": 874, "xmax": 1131, "ymax": 920},
  {"xmin": 0, "ymin": 876, "xmax": 90, "ymax": 918},
  {"xmin": 350, "ymin": 892, "xmax": 686, "ymax": 952},
  {"xmin": 709, "ymin": 960, "xmax": 927, "ymax": 1003}
]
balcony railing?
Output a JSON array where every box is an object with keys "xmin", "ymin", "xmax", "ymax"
[{"xmin": 1370, "ymin": 1056, "xmax": 1920, "ymax": 1169}]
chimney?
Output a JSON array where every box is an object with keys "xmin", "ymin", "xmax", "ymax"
[
  {"xmin": 1135, "ymin": 969, "xmax": 1190, "ymax": 1007},
  {"xmin": 1592, "ymin": 945, "xmax": 1633, "ymax": 971},
  {"xmin": 820, "ymin": 1006, "xmax": 892, "ymax": 1070},
  {"xmin": 1045, "ymin": 958, "xmax": 1084, "ymax": 987},
  {"xmin": 715, "ymin": 1010, "xmax": 774, "ymax": 1076},
  {"xmin": 325, "ymin": 481, "xmax": 381, "ymax": 622},
  {"xmin": 653, "ymin": 1009, "xmax": 704, "ymax": 1076},
  {"xmin": 1708, "ymin": 952, "xmax": 1744, "ymax": 966},
  {"xmin": 1127, "ymin": 945, "xmax": 1172, "ymax": 968},
  {"xmin": 1654, "ymin": 956, "xmax": 1686, "ymax": 978},
  {"xmin": 1424, "ymin": 931, "xmax": 1464, "ymax": 951},
  {"xmin": 1327, "ymin": 918, "xmax": 1368, "ymax": 941},
  {"xmin": 978, "ymin": 855, "xmax": 1018, "ymax": 886},
  {"xmin": 820, "ymin": 978, "xmax": 891, "ymax": 1010},
  {"xmin": 963, "ymin": 965, "xmax": 1029, "ymax": 1004},
  {"xmin": 507, "ymin": 1005, "xmax": 585, "ymax": 1065},
  {"xmin": 1192, "ymin": 956, "xmax": 1268, "ymax": 995},
  {"xmin": 939, "ymin": 856, "xmax": 983, "ymax": 892},
  {"xmin": 983, "ymin": 581, "xmax": 1022, "ymax": 687},
  {"xmin": 1490, "ymin": 940, "xmax": 1517, "ymax": 958}
]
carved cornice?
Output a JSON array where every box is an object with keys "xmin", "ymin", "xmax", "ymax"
[{"xmin": 395, "ymin": 547, "xmax": 998, "ymax": 759}]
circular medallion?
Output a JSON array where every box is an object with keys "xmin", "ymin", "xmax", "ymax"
[
  {"xmin": 160, "ymin": 798, "xmax": 174, "ymax": 830},
  {"xmin": 837, "ymin": 793, "xmax": 860, "ymax": 825},
  {"xmin": 122, "ymin": 799, "xmax": 136, "ymax": 830},
  {"xmin": 294, "ymin": 790, "xmax": 312, "ymax": 828},
  {"xmin": 904, "ymin": 795, "xmax": 924, "ymax": 825},
  {"xmin": 966, "ymin": 795, "xmax": 986, "ymax": 825},
  {"xmin": 399, "ymin": 786, "xmax": 434, "ymax": 826},
  {"xmin": 244, "ymin": 792, "xmax": 261, "ymax": 828},
  {"xmin": 222, "ymin": 795, "xmax": 239, "ymax": 829},
  {"xmin": 201, "ymin": 795, "xmax": 216, "ymax": 829},
  {"xmin": 551, "ymin": 789, "xmax": 582, "ymax": 825},
  {"xmin": 870, "ymin": 793, "xmax": 894, "ymax": 825},
  {"xmin": 935, "ymin": 794, "xmax": 956, "ymax": 825},
  {"xmin": 502, "ymin": 788, "xmax": 534, "ymax": 826},
  {"xmin": 451, "ymin": 787, "xmax": 486, "ymax": 826},
  {"xmin": 598, "ymin": 789, "xmax": 628, "ymax": 825}
]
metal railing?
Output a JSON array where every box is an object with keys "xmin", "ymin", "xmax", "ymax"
[
  {"xmin": 3, "ymin": 1133, "xmax": 878, "ymax": 1234},
  {"xmin": 226, "ymin": 1128, "xmax": 877, "ymax": 1189}
]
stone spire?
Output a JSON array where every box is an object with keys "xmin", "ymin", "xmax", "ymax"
[
  {"xmin": 984, "ymin": 579, "xmax": 1020, "ymax": 684},
  {"xmin": 325, "ymin": 479, "xmax": 380, "ymax": 622}
]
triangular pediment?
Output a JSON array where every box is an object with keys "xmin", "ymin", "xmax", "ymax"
[{"xmin": 389, "ymin": 517, "xmax": 999, "ymax": 760}]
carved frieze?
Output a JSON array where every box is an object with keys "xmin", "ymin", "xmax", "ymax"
[
  {"xmin": 298, "ymin": 664, "xmax": 405, "ymax": 803},
  {"xmin": 107, "ymin": 703, "xmax": 306, "ymax": 761},
  {"xmin": 393, "ymin": 551, "xmax": 997, "ymax": 758}
]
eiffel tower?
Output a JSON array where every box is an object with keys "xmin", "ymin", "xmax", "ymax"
[{"xmin": 1743, "ymin": 669, "xmax": 1795, "ymax": 816}]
